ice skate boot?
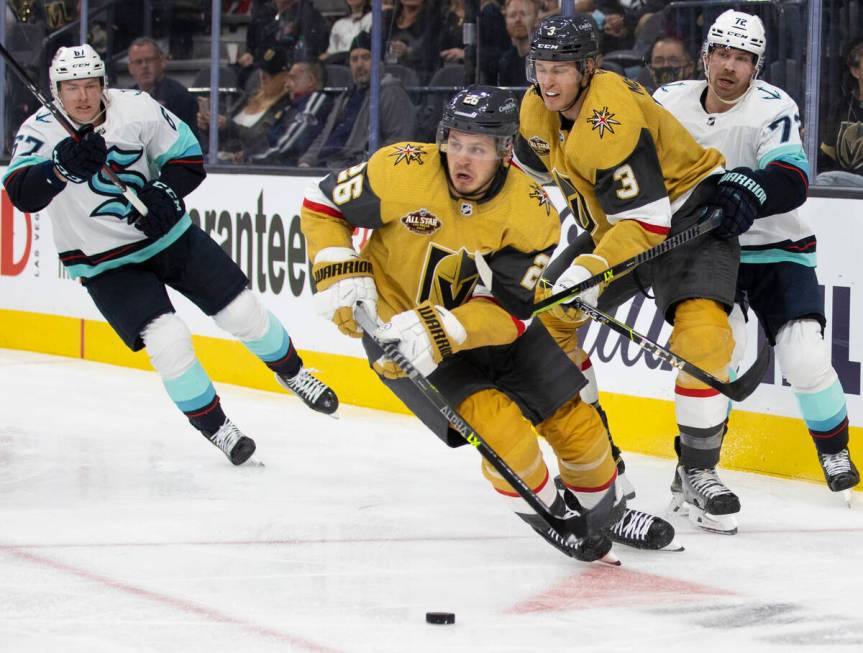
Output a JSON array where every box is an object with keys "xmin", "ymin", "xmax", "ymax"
[
  {"xmin": 668, "ymin": 465, "xmax": 739, "ymax": 535},
  {"xmin": 206, "ymin": 419, "xmax": 256, "ymax": 465},
  {"xmin": 818, "ymin": 448, "xmax": 859, "ymax": 506},
  {"xmin": 607, "ymin": 507, "xmax": 682, "ymax": 551},
  {"xmin": 277, "ymin": 368, "xmax": 339, "ymax": 415},
  {"xmin": 517, "ymin": 480, "xmax": 618, "ymax": 564}
]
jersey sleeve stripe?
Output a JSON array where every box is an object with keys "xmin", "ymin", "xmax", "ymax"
[
  {"xmin": 605, "ymin": 195, "xmax": 672, "ymax": 231},
  {"xmin": 634, "ymin": 220, "xmax": 670, "ymax": 235},
  {"xmin": 302, "ymin": 198, "xmax": 344, "ymax": 219},
  {"xmin": 768, "ymin": 160, "xmax": 809, "ymax": 189},
  {"xmin": 675, "ymin": 384, "xmax": 720, "ymax": 398}
]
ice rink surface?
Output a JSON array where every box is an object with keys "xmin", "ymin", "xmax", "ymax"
[{"xmin": 1, "ymin": 349, "xmax": 862, "ymax": 653}]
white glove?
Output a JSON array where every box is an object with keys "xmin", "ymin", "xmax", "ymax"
[
  {"xmin": 312, "ymin": 247, "xmax": 377, "ymax": 337},
  {"xmin": 373, "ymin": 302, "xmax": 467, "ymax": 379},
  {"xmin": 552, "ymin": 263, "xmax": 599, "ymax": 308}
]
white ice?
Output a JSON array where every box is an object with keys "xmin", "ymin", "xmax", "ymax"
[{"xmin": 1, "ymin": 349, "xmax": 862, "ymax": 653}]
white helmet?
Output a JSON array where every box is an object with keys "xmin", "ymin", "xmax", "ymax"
[
  {"xmin": 49, "ymin": 44, "xmax": 108, "ymax": 111},
  {"xmin": 704, "ymin": 10, "xmax": 766, "ymax": 73}
]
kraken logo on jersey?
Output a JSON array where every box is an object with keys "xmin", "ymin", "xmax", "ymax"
[
  {"xmin": 418, "ymin": 244, "xmax": 479, "ymax": 309},
  {"xmin": 529, "ymin": 183, "xmax": 552, "ymax": 215},
  {"xmin": 587, "ymin": 106, "xmax": 621, "ymax": 138},
  {"xmin": 89, "ymin": 146, "xmax": 147, "ymax": 219},
  {"xmin": 389, "ymin": 143, "xmax": 425, "ymax": 166},
  {"xmin": 528, "ymin": 135, "xmax": 551, "ymax": 156},
  {"xmin": 401, "ymin": 208, "xmax": 442, "ymax": 236}
]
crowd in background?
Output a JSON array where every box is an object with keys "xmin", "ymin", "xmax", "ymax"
[{"xmin": 2, "ymin": 0, "xmax": 863, "ymax": 186}]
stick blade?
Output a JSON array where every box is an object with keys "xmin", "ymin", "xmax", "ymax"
[{"xmin": 725, "ymin": 344, "xmax": 772, "ymax": 402}]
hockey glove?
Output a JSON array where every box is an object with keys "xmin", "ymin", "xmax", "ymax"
[
  {"xmin": 372, "ymin": 301, "xmax": 467, "ymax": 380},
  {"xmin": 52, "ymin": 125, "xmax": 107, "ymax": 183},
  {"xmin": 712, "ymin": 167, "xmax": 767, "ymax": 239},
  {"xmin": 127, "ymin": 181, "xmax": 186, "ymax": 239},
  {"xmin": 312, "ymin": 247, "xmax": 377, "ymax": 337},
  {"xmin": 548, "ymin": 255, "xmax": 605, "ymax": 323}
]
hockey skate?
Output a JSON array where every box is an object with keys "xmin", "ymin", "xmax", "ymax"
[
  {"xmin": 817, "ymin": 448, "xmax": 860, "ymax": 507},
  {"xmin": 276, "ymin": 368, "xmax": 339, "ymax": 416},
  {"xmin": 518, "ymin": 480, "xmax": 618, "ymax": 564},
  {"xmin": 668, "ymin": 465, "xmax": 740, "ymax": 535},
  {"xmin": 206, "ymin": 419, "xmax": 256, "ymax": 465},
  {"xmin": 607, "ymin": 507, "xmax": 682, "ymax": 551}
]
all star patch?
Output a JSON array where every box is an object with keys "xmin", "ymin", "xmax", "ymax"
[
  {"xmin": 529, "ymin": 184, "xmax": 552, "ymax": 216},
  {"xmin": 459, "ymin": 201, "xmax": 474, "ymax": 216},
  {"xmin": 401, "ymin": 208, "xmax": 441, "ymax": 235},
  {"xmin": 587, "ymin": 106, "xmax": 621, "ymax": 138},
  {"xmin": 389, "ymin": 143, "xmax": 425, "ymax": 166},
  {"xmin": 528, "ymin": 135, "xmax": 551, "ymax": 156}
]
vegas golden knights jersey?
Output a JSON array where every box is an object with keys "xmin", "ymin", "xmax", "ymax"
[
  {"xmin": 301, "ymin": 142, "xmax": 561, "ymax": 347},
  {"xmin": 515, "ymin": 71, "xmax": 725, "ymax": 269}
]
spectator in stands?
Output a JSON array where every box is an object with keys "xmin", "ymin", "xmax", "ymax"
[
  {"xmin": 250, "ymin": 60, "xmax": 333, "ymax": 165},
  {"xmin": 382, "ymin": 0, "xmax": 437, "ymax": 82},
  {"xmin": 198, "ymin": 46, "xmax": 293, "ymax": 163},
  {"xmin": 434, "ymin": 0, "xmax": 510, "ymax": 82},
  {"xmin": 321, "ymin": 0, "xmax": 372, "ymax": 65},
  {"xmin": 496, "ymin": 0, "xmax": 541, "ymax": 86},
  {"xmin": 818, "ymin": 37, "xmax": 863, "ymax": 187},
  {"xmin": 596, "ymin": 1, "xmax": 634, "ymax": 53},
  {"xmin": 240, "ymin": 0, "xmax": 330, "ymax": 68},
  {"xmin": 638, "ymin": 35, "xmax": 695, "ymax": 93},
  {"xmin": 299, "ymin": 31, "xmax": 416, "ymax": 169},
  {"xmin": 127, "ymin": 37, "xmax": 201, "ymax": 143}
]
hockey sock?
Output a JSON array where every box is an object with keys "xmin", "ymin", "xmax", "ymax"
[
  {"xmin": 796, "ymin": 379, "xmax": 849, "ymax": 454},
  {"xmin": 243, "ymin": 311, "xmax": 302, "ymax": 378}
]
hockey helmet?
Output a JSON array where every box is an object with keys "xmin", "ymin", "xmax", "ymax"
[
  {"xmin": 437, "ymin": 85, "xmax": 519, "ymax": 157},
  {"xmin": 50, "ymin": 44, "xmax": 108, "ymax": 110},
  {"xmin": 704, "ymin": 10, "xmax": 766, "ymax": 74},
  {"xmin": 527, "ymin": 15, "xmax": 599, "ymax": 82}
]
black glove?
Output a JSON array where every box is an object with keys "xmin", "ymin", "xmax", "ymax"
[
  {"xmin": 712, "ymin": 167, "xmax": 767, "ymax": 239},
  {"xmin": 127, "ymin": 181, "xmax": 185, "ymax": 239},
  {"xmin": 52, "ymin": 125, "xmax": 107, "ymax": 183}
]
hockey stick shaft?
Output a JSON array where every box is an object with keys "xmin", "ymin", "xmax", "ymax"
[
  {"xmin": 0, "ymin": 42, "xmax": 148, "ymax": 215},
  {"xmin": 569, "ymin": 296, "xmax": 769, "ymax": 402},
  {"xmin": 530, "ymin": 207, "xmax": 723, "ymax": 316},
  {"xmin": 353, "ymin": 302, "xmax": 582, "ymax": 539}
]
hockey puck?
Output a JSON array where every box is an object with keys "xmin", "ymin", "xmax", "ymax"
[{"xmin": 425, "ymin": 612, "xmax": 455, "ymax": 625}]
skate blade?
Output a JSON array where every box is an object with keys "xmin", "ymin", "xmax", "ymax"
[
  {"xmin": 326, "ymin": 410, "xmax": 340, "ymax": 420},
  {"xmin": 666, "ymin": 493, "xmax": 687, "ymax": 518},
  {"xmin": 689, "ymin": 507, "xmax": 737, "ymax": 535},
  {"xmin": 660, "ymin": 538, "xmax": 685, "ymax": 552},
  {"xmin": 843, "ymin": 489, "xmax": 853, "ymax": 508},
  {"xmin": 598, "ymin": 550, "xmax": 621, "ymax": 566},
  {"xmin": 243, "ymin": 456, "xmax": 266, "ymax": 468}
]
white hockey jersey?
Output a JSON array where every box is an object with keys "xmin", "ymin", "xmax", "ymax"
[
  {"xmin": 2, "ymin": 89, "xmax": 201, "ymax": 279},
  {"xmin": 654, "ymin": 80, "xmax": 815, "ymax": 267}
]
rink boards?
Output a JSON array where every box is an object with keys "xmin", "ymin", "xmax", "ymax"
[{"xmin": 0, "ymin": 169, "xmax": 859, "ymax": 487}]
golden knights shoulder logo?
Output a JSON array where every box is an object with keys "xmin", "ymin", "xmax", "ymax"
[
  {"xmin": 529, "ymin": 183, "xmax": 552, "ymax": 215},
  {"xmin": 528, "ymin": 135, "xmax": 551, "ymax": 156},
  {"xmin": 587, "ymin": 106, "xmax": 621, "ymax": 138},
  {"xmin": 418, "ymin": 245, "xmax": 479, "ymax": 309},
  {"xmin": 389, "ymin": 143, "xmax": 424, "ymax": 166},
  {"xmin": 400, "ymin": 208, "xmax": 442, "ymax": 235}
]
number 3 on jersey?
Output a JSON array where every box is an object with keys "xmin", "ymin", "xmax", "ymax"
[{"xmin": 332, "ymin": 163, "xmax": 367, "ymax": 205}]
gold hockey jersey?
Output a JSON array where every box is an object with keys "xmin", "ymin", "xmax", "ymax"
[
  {"xmin": 515, "ymin": 71, "xmax": 724, "ymax": 272},
  {"xmin": 301, "ymin": 142, "xmax": 562, "ymax": 348}
]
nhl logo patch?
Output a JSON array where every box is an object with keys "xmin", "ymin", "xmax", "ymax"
[
  {"xmin": 459, "ymin": 201, "xmax": 474, "ymax": 216},
  {"xmin": 401, "ymin": 208, "xmax": 442, "ymax": 236},
  {"xmin": 528, "ymin": 135, "xmax": 551, "ymax": 156}
]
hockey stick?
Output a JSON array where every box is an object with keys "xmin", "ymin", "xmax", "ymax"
[
  {"xmin": 474, "ymin": 252, "xmax": 769, "ymax": 402},
  {"xmin": 528, "ymin": 207, "xmax": 723, "ymax": 316},
  {"xmin": 353, "ymin": 301, "xmax": 587, "ymax": 541},
  {"xmin": 0, "ymin": 42, "xmax": 149, "ymax": 216}
]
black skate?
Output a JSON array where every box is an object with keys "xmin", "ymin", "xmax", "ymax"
[
  {"xmin": 276, "ymin": 368, "xmax": 339, "ymax": 415},
  {"xmin": 668, "ymin": 465, "xmax": 739, "ymax": 535},
  {"xmin": 607, "ymin": 508, "xmax": 682, "ymax": 551},
  {"xmin": 206, "ymin": 419, "xmax": 256, "ymax": 465},
  {"xmin": 818, "ymin": 448, "xmax": 860, "ymax": 492},
  {"xmin": 517, "ymin": 480, "xmax": 618, "ymax": 564}
]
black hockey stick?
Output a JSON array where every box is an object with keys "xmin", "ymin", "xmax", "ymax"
[
  {"xmin": 474, "ymin": 250, "xmax": 769, "ymax": 402},
  {"xmin": 529, "ymin": 207, "xmax": 723, "ymax": 316},
  {"xmin": 0, "ymin": 42, "xmax": 149, "ymax": 216},
  {"xmin": 564, "ymin": 297, "xmax": 769, "ymax": 402},
  {"xmin": 353, "ymin": 301, "xmax": 587, "ymax": 541}
]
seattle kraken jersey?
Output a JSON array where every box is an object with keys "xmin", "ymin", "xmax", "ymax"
[
  {"xmin": 515, "ymin": 71, "xmax": 724, "ymax": 270},
  {"xmin": 3, "ymin": 89, "xmax": 201, "ymax": 278},
  {"xmin": 301, "ymin": 142, "xmax": 561, "ymax": 343},
  {"xmin": 655, "ymin": 80, "xmax": 815, "ymax": 266}
]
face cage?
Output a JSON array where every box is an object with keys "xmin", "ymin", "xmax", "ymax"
[
  {"xmin": 526, "ymin": 54, "xmax": 590, "ymax": 84},
  {"xmin": 436, "ymin": 125, "xmax": 514, "ymax": 160}
]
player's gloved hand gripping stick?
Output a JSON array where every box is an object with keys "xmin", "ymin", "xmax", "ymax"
[{"xmin": 0, "ymin": 41, "xmax": 149, "ymax": 218}]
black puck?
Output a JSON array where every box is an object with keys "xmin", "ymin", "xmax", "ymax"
[{"xmin": 425, "ymin": 611, "xmax": 455, "ymax": 625}]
